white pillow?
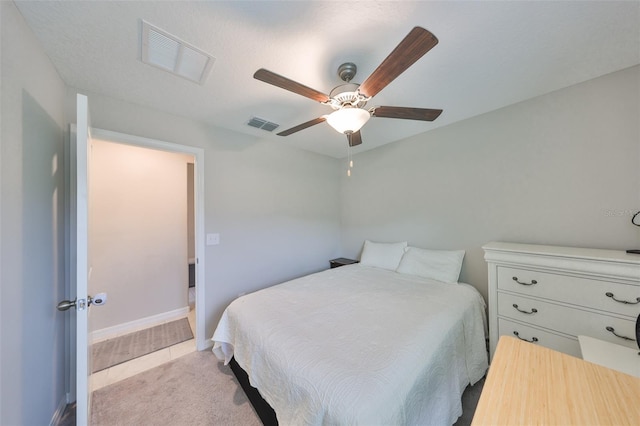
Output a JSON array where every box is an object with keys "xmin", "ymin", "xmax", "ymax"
[
  {"xmin": 396, "ymin": 247, "xmax": 465, "ymax": 283},
  {"xmin": 359, "ymin": 240, "xmax": 408, "ymax": 271}
]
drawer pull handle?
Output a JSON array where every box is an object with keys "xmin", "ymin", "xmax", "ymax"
[
  {"xmin": 605, "ymin": 292, "xmax": 640, "ymax": 305},
  {"xmin": 513, "ymin": 331, "xmax": 538, "ymax": 343},
  {"xmin": 512, "ymin": 304, "xmax": 538, "ymax": 314},
  {"xmin": 605, "ymin": 326, "xmax": 636, "ymax": 341},
  {"xmin": 512, "ymin": 276, "xmax": 537, "ymax": 286}
]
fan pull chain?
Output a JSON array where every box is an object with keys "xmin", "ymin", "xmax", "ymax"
[{"xmin": 347, "ymin": 145, "xmax": 354, "ymax": 177}]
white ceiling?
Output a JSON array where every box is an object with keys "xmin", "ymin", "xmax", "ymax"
[{"xmin": 14, "ymin": 1, "xmax": 640, "ymax": 158}]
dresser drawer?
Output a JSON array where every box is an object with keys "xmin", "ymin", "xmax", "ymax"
[
  {"xmin": 497, "ymin": 292, "xmax": 638, "ymax": 350},
  {"xmin": 497, "ymin": 266, "xmax": 640, "ymax": 318},
  {"xmin": 498, "ymin": 318, "xmax": 581, "ymax": 358}
]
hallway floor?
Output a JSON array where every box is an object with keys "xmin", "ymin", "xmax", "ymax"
[{"xmin": 91, "ymin": 297, "xmax": 197, "ymax": 392}]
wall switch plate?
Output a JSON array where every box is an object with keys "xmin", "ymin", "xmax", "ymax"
[{"xmin": 206, "ymin": 233, "xmax": 220, "ymax": 246}]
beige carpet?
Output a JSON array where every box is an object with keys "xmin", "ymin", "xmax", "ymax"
[
  {"xmin": 92, "ymin": 318, "xmax": 193, "ymax": 373},
  {"xmin": 90, "ymin": 349, "xmax": 483, "ymax": 426},
  {"xmin": 91, "ymin": 350, "xmax": 261, "ymax": 426}
]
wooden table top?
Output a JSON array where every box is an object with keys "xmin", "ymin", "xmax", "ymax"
[{"xmin": 471, "ymin": 336, "xmax": 640, "ymax": 426}]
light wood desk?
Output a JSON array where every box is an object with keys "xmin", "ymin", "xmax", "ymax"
[{"xmin": 472, "ymin": 336, "xmax": 640, "ymax": 425}]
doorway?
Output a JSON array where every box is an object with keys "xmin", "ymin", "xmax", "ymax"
[{"xmin": 88, "ymin": 128, "xmax": 206, "ymax": 359}]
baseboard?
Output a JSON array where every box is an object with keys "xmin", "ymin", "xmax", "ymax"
[
  {"xmin": 49, "ymin": 393, "xmax": 69, "ymax": 426},
  {"xmin": 91, "ymin": 306, "xmax": 190, "ymax": 343}
]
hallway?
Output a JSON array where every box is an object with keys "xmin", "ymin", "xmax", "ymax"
[{"xmin": 91, "ymin": 300, "xmax": 196, "ymax": 391}]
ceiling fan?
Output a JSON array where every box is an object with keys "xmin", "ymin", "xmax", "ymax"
[{"xmin": 254, "ymin": 26, "xmax": 442, "ymax": 147}]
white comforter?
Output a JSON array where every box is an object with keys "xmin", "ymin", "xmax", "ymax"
[{"xmin": 212, "ymin": 264, "xmax": 488, "ymax": 426}]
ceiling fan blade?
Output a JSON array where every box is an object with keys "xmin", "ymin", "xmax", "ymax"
[
  {"xmin": 277, "ymin": 117, "xmax": 327, "ymax": 136},
  {"xmin": 358, "ymin": 27, "xmax": 438, "ymax": 98},
  {"xmin": 254, "ymin": 69, "xmax": 330, "ymax": 103},
  {"xmin": 372, "ymin": 106, "xmax": 442, "ymax": 121},
  {"xmin": 347, "ymin": 131, "xmax": 362, "ymax": 147}
]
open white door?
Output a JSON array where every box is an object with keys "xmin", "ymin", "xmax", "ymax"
[{"xmin": 74, "ymin": 93, "xmax": 92, "ymax": 424}]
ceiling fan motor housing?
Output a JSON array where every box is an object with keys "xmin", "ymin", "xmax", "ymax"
[{"xmin": 329, "ymin": 83, "xmax": 368, "ymax": 109}]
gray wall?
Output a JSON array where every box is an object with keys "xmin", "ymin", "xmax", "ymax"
[
  {"xmin": 340, "ymin": 65, "xmax": 640, "ymax": 303},
  {"xmin": 0, "ymin": 2, "xmax": 68, "ymax": 424},
  {"xmin": 64, "ymin": 89, "xmax": 343, "ymax": 338}
]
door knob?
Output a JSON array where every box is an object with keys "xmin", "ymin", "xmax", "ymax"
[
  {"xmin": 57, "ymin": 298, "xmax": 88, "ymax": 311},
  {"xmin": 57, "ymin": 294, "xmax": 106, "ymax": 311},
  {"xmin": 57, "ymin": 299, "xmax": 77, "ymax": 311}
]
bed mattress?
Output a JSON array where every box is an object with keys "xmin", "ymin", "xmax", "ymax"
[{"xmin": 212, "ymin": 264, "xmax": 488, "ymax": 425}]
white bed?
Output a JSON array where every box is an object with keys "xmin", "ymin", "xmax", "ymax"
[{"xmin": 212, "ymin": 264, "xmax": 488, "ymax": 425}]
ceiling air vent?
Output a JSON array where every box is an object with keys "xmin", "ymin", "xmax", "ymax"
[
  {"xmin": 141, "ymin": 20, "xmax": 215, "ymax": 85},
  {"xmin": 247, "ymin": 117, "xmax": 280, "ymax": 132}
]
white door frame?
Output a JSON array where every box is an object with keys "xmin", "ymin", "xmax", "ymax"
[{"xmin": 89, "ymin": 127, "xmax": 208, "ymax": 350}]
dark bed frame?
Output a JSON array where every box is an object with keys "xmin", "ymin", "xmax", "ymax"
[{"xmin": 229, "ymin": 357, "xmax": 278, "ymax": 425}]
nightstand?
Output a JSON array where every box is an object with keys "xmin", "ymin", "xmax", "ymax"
[{"xmin": 329, "ymin": 258, "xmax": 359, "ymax": 268}]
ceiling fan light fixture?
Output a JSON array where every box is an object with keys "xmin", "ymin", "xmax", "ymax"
[{"xmin": 326, "ymin": 108, "xmax": 371, "ymax": 134}]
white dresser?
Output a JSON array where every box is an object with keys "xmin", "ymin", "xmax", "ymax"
[{"xmin": 483, "ymin": 242, "xmax": 640, "ymax": 360}]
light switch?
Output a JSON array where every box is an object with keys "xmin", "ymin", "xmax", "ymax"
[{"xmin": 206, "ymin": 233, "xmax": 220, "ymax": 246}]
